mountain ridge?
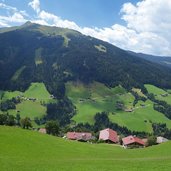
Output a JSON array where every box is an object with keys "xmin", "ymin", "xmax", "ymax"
[{"xmin": 0, "ymin": 22, "xmax": 171, "ymax": 96}]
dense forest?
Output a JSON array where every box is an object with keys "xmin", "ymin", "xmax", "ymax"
[{"xmin": 0, "ymin": 22, "xmax": 171, "ymax": 95}]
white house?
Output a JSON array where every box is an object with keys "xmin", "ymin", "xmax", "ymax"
[{"xmin": 156, "ymin": 136, "xmax": 168, "ymax": 144}]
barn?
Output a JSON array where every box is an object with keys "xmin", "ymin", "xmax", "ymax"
[
  {"xmin": 67, "ymin": 132, "xmax": 92, "ymax": 142},
  {"xmin": 99, "ymin": 128, "xmax": 118, "ymax": 143},
  {"xmin": 122, "ymin": 135, "xmax": 145, "ymax": 148}
]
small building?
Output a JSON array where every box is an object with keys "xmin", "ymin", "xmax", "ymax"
[
  {"xmin": 157, "ymin": 136, "xmax": 168, "ymax": 144},
  {"xmin": 99, "ymin": 128, "xmax": 118, "ymax": 143},
  {"xmin": 67, "ymin": 132, "xmax": 92, "ymax": 142},
  {"xmin": 124, "ymin": 108, "xmax": 133, "ymax": 112},
  {"xmin": 122, "ymin": 135, "xmax": 145, "ymax": 148},
  {"xmin": 38, "ymin": 128, "xmax": 47, "ymax": 134}
]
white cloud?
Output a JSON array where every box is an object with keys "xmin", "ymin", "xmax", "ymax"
[
  {"xmin": 29, "ymin": 0, "xmax": 171, "ymax": 56},
  {"xmin": 0, "ymin": 20, "xmax": 9, "ymax": 27},
  {"xmin": 0, "ymin": 3, "xmax": 28, "ymax": 26},
  {"xmin": 0, "ymin": 12, "xmax": 26, "ymax": 23},
  {"xmin": 81, "ymin": 0, "xmax": 171, "ymax": 56},
  {"xmin": 37, "ymin": 10, "xmax": 80, "ymax": 30},
  {"xmin": 0, "ymin": 2, "xmax": 17, "ymax": 11},
  {"xmin": 118, "ymin": 0, "xmax": 171, "ymax": 55},
  {"xmin": 28, "ymin": 0, "xmax": 40, "ymax": 14}
]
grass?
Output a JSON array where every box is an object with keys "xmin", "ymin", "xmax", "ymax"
[
  {"xmin": 110, "ymin": 100, "xmax": 171, "ymax": 132},
  {"xmin": 35, "ymin": 48, "xmax": 43, "ymax": 65},
  {"xmin": 36, "ymin": 25, "xmax": 81, "ymax": 47},
  {"xmin": 145, "ymin": 84, "xmax": 171, "ymax": 104},
  {"xmin": 94, "ymin": 44, "xmax": 107, "ymax": 53},
  {"xmin": 66, "ymin": 82, "xmax": 133, "ymax": 124},
  {"xmin": 24, "ymin": 83, "xmax": 51, "ymax": 102},
  {"xmin": 8, "ymin": 100, "xmax": 46, "ymax": 119},
  {"xmin": 1, "ymin": 83, "xmax": 52, "ymax": 120},
  {"xmin": 2, "ymin": 90, "xmax": 22, "ymax": 101},
  {"xmin": 0, "ymin": 126, "xmax": 171, "ymax": 171},
  {"xmin": 145, "ymin": 84, "xmax": 167, "ymax": 95},
  {"xmin": 11, "ymin": 66, "xmax": 26, "ymax": 81},
  {"xmin": 66, "ymin": 82, "xmax": 171, "ymax": 132},
  {"xmin": 132, "ymin": 88, "xmax": 146, "ymax": 97}
]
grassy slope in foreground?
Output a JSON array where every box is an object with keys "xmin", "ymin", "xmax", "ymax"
[{"xmin": 0, "ymin": 126, "xmax": 171, "ymax": 171}]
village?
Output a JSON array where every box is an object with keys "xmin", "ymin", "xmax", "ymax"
[{"xmin": 38, "ymin": 127, "xmax": 169, "ymax": 149}]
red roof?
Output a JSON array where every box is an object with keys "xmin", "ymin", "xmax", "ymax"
[
  {"xmin": 67, "ymin": 132, "xmax": 92, "ymax": 141},
  {"xmin": 122, "ymin": 135, "xmax": 145, "ymax": 146},
  {"xmin": 99, "ymin": 128, "xmax": 118, "ymax": 143}
]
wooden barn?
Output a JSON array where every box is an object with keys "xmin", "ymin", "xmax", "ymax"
[
  {"xmin": 67, "ymin": 132, "xmax": 92, "ymax": 142},
  {"xmin": 99, "ymin": 128, "xmax": 118, "ymax": 143},
  {"xmin": 122, "ymin": 135, "xmax": 145, "ymax": 148}
]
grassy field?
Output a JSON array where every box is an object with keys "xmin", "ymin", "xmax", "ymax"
[
  {"xmin": 24, "ymin": 83, "xmax": 51, "ymax": 102},
  {"xmin": 109, "ymin": 100, "xmax": 171, "ymax": 132},
  {"xmin": 66, "ymin": 82, "xmax": 171, "ymax": 132},
  {"xmin": 8, "ymin": 101, "xmax": 46, "ymax": 119},
  {"xmin": 1, "ymin": 83, "xmax": 52, "ymax": 120},
  {"xmin": 145, "ymin": 84, "xmax": 171, "ymax": 104},
  {"xmin": 0, "ymin": 126, "xmax": 171, "ymax": 171},
  {"xmin": 66, "ymin": 82, "xmax": 127, "ymax": 124}
]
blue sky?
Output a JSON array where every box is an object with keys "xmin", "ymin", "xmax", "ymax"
[
  {"xmin": 0, "ymin": 0, "xmax": 171, "ymax": 56},
  {"xmin": 0, "ymin": 0, "xmax": 139, "ymax": 27}
]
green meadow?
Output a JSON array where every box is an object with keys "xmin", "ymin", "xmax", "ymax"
[
  {"xmin": 66, "ymin": 82, "xmax": 171, "ymax": 132},
  {"xmin": 145, "ymin": 84, "xmax": 171, "ymax": 105},
  {"xmin": 1, "ymin": 83, "xmax": 53, "ymax": 120},
  {"xmin": 109, "ymin": 100, "xmax": 171, "ymax": 132},
  {"xmin": 0, "ymin": 126, "xmax": 171, "ymax": 171},
  {"xmin": 1, "ymin": 82, "xmax": 171, "ymax": 132},
  {"xmin": 66, "ymin": 81, "xmax": 127, "ymax": 124}
]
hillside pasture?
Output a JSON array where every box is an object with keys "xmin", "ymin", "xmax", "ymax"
[
  {"xmin": 66, "ymin": 82, "xmax": 133, "ymax": 124},
  {"xmin": 8, "ymin": 100, "xmax": 46, "ymax": 119},
  {"xmin": 110, "ymin": 100, "xmax": 171, "ymax": 132},
  {"xmin": 1, "ymin": 83, "xmax": 52, "ymax": 120},
  {"xmin": 145, "ymin": 84, "xmax": 171, "ymax": 105},
  {"xmin": 67, "ymin": 82, "xmax": 171, "ymax": 132},
  {"xmin": 0, "ymin": 126, "xmax": 171, "ymax": 171}
]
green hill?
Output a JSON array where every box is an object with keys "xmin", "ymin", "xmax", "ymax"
[
  {"xmin": 1, "ymin": 22, "xmax": 171, "ymax": 94},
  {"xmin": 66, "ymin": 82, "xmax": 171, "ymax": 132},
  {"xmin": 0, "ymin": 126, "xmax": 171, "ymax": 171},
  {"xmin": 1, "ymin": 22, "xmax": 171, "ymax": 133},
  {"xmin": 145, "ymin": 84, "xmax": 171, "ymax": 105},
  {"xmin": 0, "ymin": 82, "xmax": 54, "ymax": 121}
]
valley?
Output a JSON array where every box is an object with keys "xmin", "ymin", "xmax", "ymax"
[
  {"xmin": 1, "ymin": 81, "xmax": 171, "ymax": 133},
  {"xmin": 0, "ymin": 22, "xmax": 171, "ymax": 171}
]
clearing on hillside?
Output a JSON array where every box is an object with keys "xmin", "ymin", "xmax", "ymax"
[
  {"xmin": 1, "ymin": 83, "xmax": 54, "ymax": 121},
  {"xmin": 66, "ymin": 82, "xmax": 171, "ymax": 132},
  {"xmin": 145, "ymin": 84, "xmax": 171, "ymax": 105}
]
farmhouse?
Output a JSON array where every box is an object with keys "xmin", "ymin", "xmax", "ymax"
[
  {"xmin": 38, "ymin": 128, "xmax": 47, "ymax": 134},
  {"xmin": 122, "ymin": 135, "xmax": 145, "ymax": 148},
  {"xmin": 157, "ymin": 136, "xmax": 168, "ymax": 144},
  {"xmin": 67, "ymin": 132, "xmax": 92, "ymax": 142},
  {"xmin": 99, "ymin": 128, "xmax": 118, "ymax": 143}
]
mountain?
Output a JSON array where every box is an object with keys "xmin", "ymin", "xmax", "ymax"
[
  {"xmin": 0, "ymin": 21, "xmax": 171, "ymax": 96},
  {"xmin": 128, "ymin": 51, "xmax": 171, "ymax": 69}
]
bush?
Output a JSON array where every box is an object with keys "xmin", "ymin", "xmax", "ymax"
[{"xmin": 45, "ymin": 120, "xmax": 59, "ymax": 136}]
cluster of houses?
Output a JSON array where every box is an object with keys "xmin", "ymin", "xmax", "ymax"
[
  {"xmin": 66, "ymin": 128, "xmax": 145, "ymax": 148},
  {"xmin": 38, "ymin": 128, "xmax": 169, "ymax": 148}
]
